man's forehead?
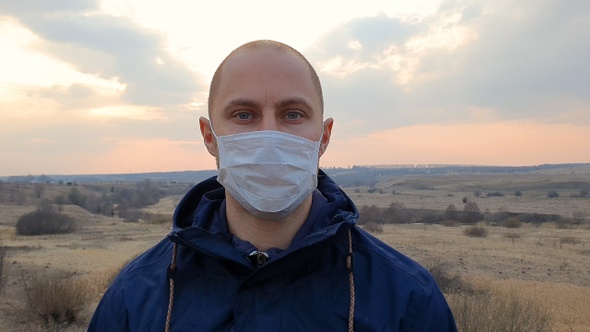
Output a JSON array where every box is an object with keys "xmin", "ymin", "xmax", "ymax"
[
  {"xmin": 208, "ymin": 40, "xmax": 324, "ymax": 116},
  {"xmin": 222, "ymin": 48, "xmax": 309, "ymax": 75},
  {"xmin": 216, "ymin": 50, "xmax": 318, "ymax": 103}
]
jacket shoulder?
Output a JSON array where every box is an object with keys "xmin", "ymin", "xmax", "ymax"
[
  {"xmin": 347, "ymin": 226, "xmax": 457, "ymax": 331},
  {"xmin": 350, "ymin": 226, "xmax": 432, "ymax": 286},
  {"xmin": 88, "ymin": 238, "xmax": 173, "ymax": 331}
]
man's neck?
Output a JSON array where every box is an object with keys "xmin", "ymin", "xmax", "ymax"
[{"xmin": 225, "ymin": 194, "xmax": 313, "ymax": 251}]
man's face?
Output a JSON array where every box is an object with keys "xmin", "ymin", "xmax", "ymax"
[{"xmin": 200, "ymin": 49, "xmax": 332, "ymax": 160}]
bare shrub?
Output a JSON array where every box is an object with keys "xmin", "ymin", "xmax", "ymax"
[
  {"xmin": 559, "ymin": 236, "xmax": 580, "ymax": 245},
  {"xmin": 556, "ymin": 220, "xmax": 573, "ymax": 229},
  {"xmin": 547, "ymin": 191, "xmax": 559, "ymax": 198},
  {"xmin": 571, "ymin": 190, "xmax": 589, "ymax": 198},
  {"xmin": 67, "ymin": 187, "xmax": 87, "ymax": 207},
  {"xmin": 503, "ymin": 232, "xmax": 522, "ymax": 240},
  {"xmin": 463, "ymin": 226, "xmax": 488, "ymax": 238},
  {"xmin": 442, "ymin": 219, "xmax": 459, "ymax": 227},
  {"xmin": 502, "ymin": 217, "xmax": 522, "ymax": 228},
  {"xmin": 461, "ymin": 202, "xmax": 483, "ymax": 224},
  {"xmin": 363, "ymin": 221, "xmax": 383, "ymax": 234},
  {"xmin": 445, "ymin": 204, "xmax": 459, "ymax": 221},
  {"xmin": 358, "ymin": 205, "xmax": 383, "ymax": 225},
  {"xmin": 24, "ymin": 272, "xmax": 90, "ymax": 326},
  {"xmin": 16, "ymin": 209, "xmax": 77, "ymax": 236},
  {"xmin": 572, "ymin": 210, "xmax": 585, "ymax": 224},
  {"xmin": 383, "ymin": 202, "xmax": 410, "ymax": 223},
  {"xmin": 447, "ymin": 289, "xmax": 551, "ymax": 332},
  {"xmin": 427, "ymin": 262, "xmax": 473, "ymax": 294},
  {"xmin": 503, "ymin": 232, "xmax": 521, "ymax": 244}
]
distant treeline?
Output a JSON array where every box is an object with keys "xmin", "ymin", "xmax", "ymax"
[
  {"xmin": 357, "ymin": 202, "xmax": 574, "ymax": 227},
  {"xmin": 2, "ymin": 170, "xmax": 218, "ymax": 184},
  {"xmin": 2, "ymin": 163, "xmax": 589, "ymax": 186},
  {"xmin": 324, "ymin": 163, "xmax": 590, "ymax": 188}
]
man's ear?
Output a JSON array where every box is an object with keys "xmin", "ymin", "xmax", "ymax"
[
  {"xmin": 319, "ymin": 118, "xmax": 334, "ymax": 157},
  {"xmin": 199, "ymin": 117, "xmax": 218, "ymax": 157}
]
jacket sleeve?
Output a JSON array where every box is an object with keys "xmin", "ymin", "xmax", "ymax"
[
  {"xmin": 88, "ymin": 279, "xmax": 129, "ymax": 332},
  {"xmin": 406, "ymin": 279, "xmax": 457, "ymax": 332}
]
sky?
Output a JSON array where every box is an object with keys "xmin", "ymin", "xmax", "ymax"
[{"xmin": 1, "ymin": 0, "xmax": 589, "ymax": 176}]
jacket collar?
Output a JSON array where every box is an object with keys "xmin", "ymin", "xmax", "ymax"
[{"xmin": 168, "ymin": 170, "xmax": 358, "ymax": 266}]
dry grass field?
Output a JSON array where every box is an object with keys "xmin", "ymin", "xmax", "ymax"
[
  {"xmin": 376, "ymin": 223, "xmax": 590, "ymax": 331},
  {"xmin": 0, "ymin": 167, "xmax": 588, "ymax": 331}
]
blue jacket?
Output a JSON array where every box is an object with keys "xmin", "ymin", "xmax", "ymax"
[{"xmin": 89, "ymin": 172, "xmax": 457, "ymax": 331}]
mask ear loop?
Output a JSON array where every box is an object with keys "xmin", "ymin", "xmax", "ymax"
[
  {"xmin": 318, "ymin": 121, "xmax": 327, "ymax": 157},
  {"xmin": 209, "ymin": 120, "xmax": 219, "ymax": 140}
]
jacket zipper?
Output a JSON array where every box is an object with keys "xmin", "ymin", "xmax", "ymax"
[{"xmin": 248, "ymin": 251, "xmax": 269, "ymax": 268}]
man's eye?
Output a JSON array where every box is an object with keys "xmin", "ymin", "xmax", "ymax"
[
  {"xmin": 236, "ymin": 112, "xmax": 252, "ymax": 120},
  {"xmin": 285, "ymin": 112, "xmax": 302, "ymax": 120}
]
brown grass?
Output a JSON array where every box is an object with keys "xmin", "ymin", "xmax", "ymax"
[
  {"xmin": 363, "ymin": 221, "xmax": 384, "ymax": 234},
  {"xmin": 463, "ymin": 226, "xmax": 488, "ymax": 238},
  {"xmin": 560, "ymin": 236, "xmax": 581, "ymax": 245},
  {"xmin": 503, "ymin": 232, "xmax": 522, "ymax": 240},
  {"xmin": 469, "ymin": 277, "xmax": 590, "ymax": 332},
  {"xmin": 446, "ymin": 286, "xmax": 551, "ymax": 332},
  {"xmin": 24, "ymin": 272, "xmax": 90, "ymax": 326},
  {"xmin": 2, "ymin": 169, "xmax": 590, "ymax": 331},
  {"xmin": 376, "ymin": 224, "xmax": 590, "ymax": 331}
]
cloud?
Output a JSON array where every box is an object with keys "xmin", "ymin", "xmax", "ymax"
[
  {"xmin": 418, "ymin": 0, "xmax": 590, "ymax": 115},
  {"xmin": 308, "ymin": 0, "xmax": 590, "ymax": 137},
  {"xmin": 0, "ymin": 0, "xmax": 210, "ymax": 176},
  {"xmin": 0, "ymin": 0, "xmax": 206, "ymax": 107},
  {"xmin": 36, "ymin": 83, "xmax": 120, "ymax": 110},
  {"xmin": 1, "ymin": 0, "xmax": 589, "ymax": 176}
]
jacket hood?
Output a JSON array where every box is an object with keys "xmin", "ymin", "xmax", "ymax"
[{"xmin": 169, "ymin": 170, "xmax": 358, "ymax": 260}]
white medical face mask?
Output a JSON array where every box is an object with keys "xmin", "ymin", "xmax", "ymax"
[{"xmin": 212, "ymin": 128, "xmax": 322, "ymax": 220}]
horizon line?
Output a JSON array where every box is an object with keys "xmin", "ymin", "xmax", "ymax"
[{"xmin": 2, "ymin": 162, "xmax": 589, "ymax": 179}]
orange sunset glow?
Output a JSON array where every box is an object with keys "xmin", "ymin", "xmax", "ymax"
[{"xmin": 1, "ymin": 1, "xmax": 589, "ymax": 176}]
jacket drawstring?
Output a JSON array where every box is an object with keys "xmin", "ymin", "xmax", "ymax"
[
  {"xmin": 165, "ymin": 242, "xmax": 178, "ymax": 332},
  {"xmin": 347, "ymin": 228, "xmax": 355, "ymax": 332},
  {"xmin": 164, "ymin": 229, "xmax": 355, "ymax": 332}
]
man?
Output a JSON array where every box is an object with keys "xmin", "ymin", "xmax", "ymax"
[{"xmin": 89, "ymin": 40, "xmax": 457, "ymax": 331}]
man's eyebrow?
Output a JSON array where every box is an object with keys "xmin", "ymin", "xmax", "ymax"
[
  {"xmin": 223, "ymin": 98, "xmax": 260, "ymax": 111},
  {"xmin": 275, "ymin": 97, "xmax": 313, "ymax": 110}
]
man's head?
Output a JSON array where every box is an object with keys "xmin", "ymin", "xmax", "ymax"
[
  {"xmin": 200, "ymin": 40, "xmax": 333, "ymax": 162},
  {"xmin": 208, "ymin": 40, "xmax": 324, "ymax": 117}
]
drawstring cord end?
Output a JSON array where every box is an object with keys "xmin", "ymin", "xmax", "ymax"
[{"xmin": 165, "ymin": 242, "xmax": 178, "ymax": 332}]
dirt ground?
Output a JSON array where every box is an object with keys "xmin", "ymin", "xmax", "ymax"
[{"xmin": 1, "ymin": 169, "xmax": 589, "ymax": 331}]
